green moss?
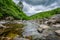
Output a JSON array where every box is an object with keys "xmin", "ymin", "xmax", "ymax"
[
  {"xmin": 6, "ymin": 32, "xmax": 18, "ymax": 38},
  {"xmin": 0, "ymin": 23, "xmax": 24, "ymax": 37}
]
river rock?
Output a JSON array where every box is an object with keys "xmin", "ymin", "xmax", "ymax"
[
  {"xmin": 52, "ymin": 24, "xmax": 60, "ymax": 28},
  {"xmin": 37, "ymin": 28, "xmax": 43, "ymax": 33},
  {"xmin": 5, "ymin": 16, "xmax": 14, "ymax": 21},
  {"xmin": 0, "ymin": 24, "xmax": 6, "ymax": 28},
  {"xmin": 48, "ymin": 14, "xmax": 60, "ymax": 24},
  {"xmin": 55, "ymin": 30, "xmax": 60, "ymax": 36},
  {"xmin": 51, "ymin": 24, "xmax": 60, "ymax": 30},
  {"xmin": 37, "ymin": 24, "xmax": 49, "ymax": 33},
  {"xmin": 22, "ymin": 21, "xmax": 53, "ymax": 40},
  {"xmin": 14, "ymin": 37, "xmax": 29, "ymax": 40},
  {"xmin": 39, "ymin": 24, "xmax": 50, "ymax": 29}
]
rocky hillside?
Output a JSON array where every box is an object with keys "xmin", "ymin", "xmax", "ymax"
[{"xmin": 0, "ymin": 0, "xmax": 30, "ymax": 20}]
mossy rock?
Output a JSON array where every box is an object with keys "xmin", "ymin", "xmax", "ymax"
[
  {"xmin": 6, "ymin": 32, "xmax": 18, "ymax": 38},
  {"xmin": 0, "ymin": 23, "xmax": 24, "ymax": 38}
]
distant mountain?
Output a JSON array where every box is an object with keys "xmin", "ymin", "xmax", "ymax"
[
  {"xmin": 0, "ymin": 0, "xmax": 29, "ymax": 20},
  {"xmin": 30, "ymin": 8, "xmax": 60, "ymax": 19}
]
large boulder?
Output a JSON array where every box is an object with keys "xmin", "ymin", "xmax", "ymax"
[
  {"xmin": 55, "ymin": 30, "xmax": 60, "ymax": 36},
  {"xmin": 51, "ymin": 24, "xmax": 60, "ymax": 30},
  {"xmin": 39, "ymin": 24, "xmax": 50, "ymax": 29},
  {"xmin": 37, "ymin": 24, "xmax": 50, "ymax": 33},
  {"xmin": 52, "ymin": 24, "xmax": 60, "ymax": 28}
]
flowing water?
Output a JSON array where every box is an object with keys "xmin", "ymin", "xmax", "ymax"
[{"xmin": 23, "ymin": 21, "xmax": 40, "ymax": 37}]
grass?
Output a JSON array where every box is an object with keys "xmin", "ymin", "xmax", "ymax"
[
  {"xmin": 0, "ymin": 0, "xmax": 30, "ymax": 20},
  {"xmin": 30, "ymin": 8, "xmax": 60, "ymax": 20}
]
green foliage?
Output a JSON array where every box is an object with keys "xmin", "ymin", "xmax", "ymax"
[
  {"xmin": 30, "ymin": 8, "xmax": 60, "ymax": 20},
  {"xmin": 0, "ymin": 0, "xmax": 29, "ymax": 20},
  {"xmin": 0, "ymin": 13, "xmax": 3, "ymax": 18},
  {"xmin": 0, "ymin": 0, "xmax": 60, "ymax": 20}
]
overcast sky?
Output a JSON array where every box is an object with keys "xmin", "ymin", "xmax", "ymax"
[{"xmin": 13, "ymin": 0, "xmax": 60, "ymax": 16}]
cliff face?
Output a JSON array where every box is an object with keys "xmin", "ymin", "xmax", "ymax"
[{"xmin": 0, "ymin": 0, "xmax": 29, "ymax": 20}]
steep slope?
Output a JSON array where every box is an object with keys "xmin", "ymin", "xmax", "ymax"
[
  {"xmin": 0, "ymin": 0, "xmax": 29, "ymax": 20},
  {"xmin": 30, "ymin": 8, "xmax": 60, "ymax": 19}
]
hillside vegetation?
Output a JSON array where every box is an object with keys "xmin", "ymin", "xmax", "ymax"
[
  {"xmin": 0, "ymin": 0, "xmax": 60, "ymax": 20},
  {"xmin": 30, "ymin": 8, "xmax": 60, "ymax": 19},
  {"xmin": 0, "ymin": 0, "xmax": 30, "ymax": 20}
]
